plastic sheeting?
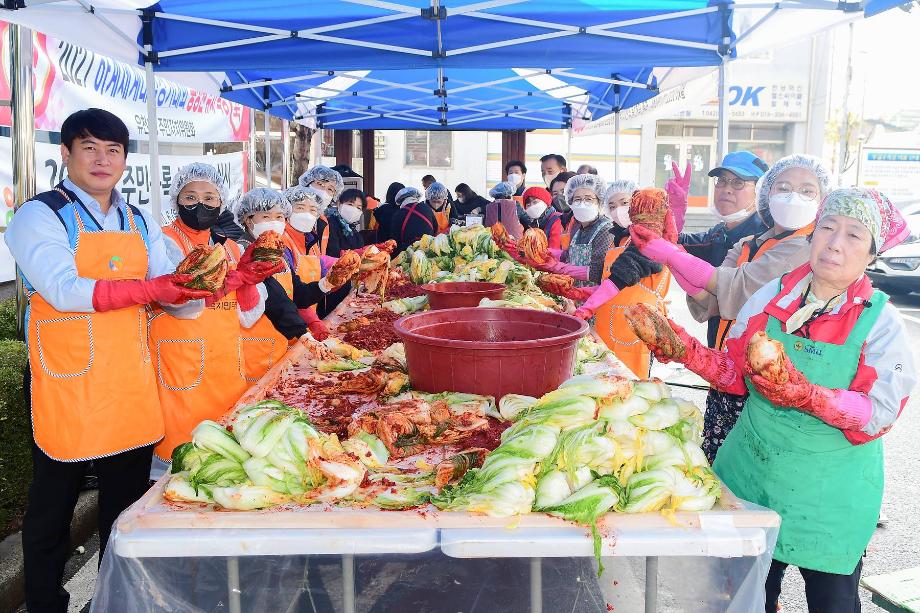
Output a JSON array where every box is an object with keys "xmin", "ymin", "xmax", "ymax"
[{"xmin": 92, "ymin": 493, "xmax": 780, "ymax": 613}]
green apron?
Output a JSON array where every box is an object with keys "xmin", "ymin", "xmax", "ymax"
[
  {"xmin": 713, "ymin": 288, "xmax": 887, "ymax": 575},
  {"xmin": 567, "ymin": 217, "xmax": 611, "ymax": 287}
]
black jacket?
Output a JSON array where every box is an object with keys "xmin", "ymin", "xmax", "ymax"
[
  {"xmin": 211, "ymin": 209, "xmax": 244, "ymax": 242},
  {"xmin": 451, "ymin": 194, "xmax": 489, "ymax": 222},
  {"xmin": 390, "ymin": 201, "xmax": 437, "ymax": 254},
  {"xmin": 324, "ymin": 213, "xmax": 365, "ymax": 258},
  {"xmin": 263, "ymin": 273, "xmax": 326, "ymax": 340},
  {"xmin": 678, "ymin": 212, "xmax": 769, "ymax": 347},
  {"xmin": 373, "ymin": 202, "xmax": 399, "ymax": 243}
]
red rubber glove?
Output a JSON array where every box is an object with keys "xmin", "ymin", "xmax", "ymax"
[
  {"xmin": 645, "ymin": 316, "xmax": 744, "ymax": 393},
  {"xmin": 298, "ymin": 307, "xmax": 330, "ymax": 341},
  {"xmin": 92, "ymin": 274, "xmax": 211, "ymax": 311},
  {"xmin": 747, "ymin": 355, "xmax": 871, "ymax": 430},
  {"xmin": 630, "ymin": 225, "xmax": 715, "ymax": 288},
  {"xmin": 666, "ymin": 161, "xmax": 690, "ymax": 233}
]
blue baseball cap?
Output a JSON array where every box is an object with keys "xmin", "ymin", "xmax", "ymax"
[{"xmin": 708, "ymin": 151, "xmax": 769, "ymax": 181}]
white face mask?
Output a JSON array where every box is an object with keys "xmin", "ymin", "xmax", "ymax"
[
  {"xmin": 571, "ymin": 203, "xmax": 599, "ymax": 224},
  {"xmin": 708, "ymin": 204, "xmax": 753, "ymax": 224},
  {"xmin": 612, "ymin": 206, "xmax": 632, "ymax": 228},
  {"xmin": 544, "ymin": 173, "xmax": 558, "ymax": 188},
  {"xmin": 507, "ymin": 173, "xmax": 522, "ymax": 188},
  {"xmin": 251, "ymin": 220, "xmax": 286, "ymax": 239},
  {"xmin": 339, "ymin": 203, "xmax": 363, "ymax": 224},
  {"xmin": 289, "ymin": 211, "xmax": 317, "ymax": 233},
  {"xmin": 768, "ymin": 192, "xmax": 819, "ymax": 230},
  {"xmin": 525, "ymin": 201, "xmax": 547, "ymax": 220},
  {"xmin": 313, "ymin": 188, "xmax": 332, "ymax": 207}
]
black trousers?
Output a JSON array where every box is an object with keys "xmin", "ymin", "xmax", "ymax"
[
  {"xmin": 765, "ymin": 558, "xmax": 863, "ymax": 613},
  {"xmin": 22, "ymin": 442, "xmax": 153, "ymax": 613}
]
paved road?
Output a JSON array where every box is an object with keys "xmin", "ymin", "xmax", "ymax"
[{"xmin": 14, "ymin": 287, "xmax": 920, "ymax": 613}]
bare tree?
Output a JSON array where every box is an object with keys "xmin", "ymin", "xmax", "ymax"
[{"xmin": 291, "ymin": 124, "xmax": 313, "ymax": 180}]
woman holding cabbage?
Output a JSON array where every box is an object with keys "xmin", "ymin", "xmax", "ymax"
[
  {"xmin": 627, "ymin": 188, "xmax": 915, "ymax": 609},
  {"xmin": 149, "ymin": 163, "xmax": 281, "ymax": 476}
]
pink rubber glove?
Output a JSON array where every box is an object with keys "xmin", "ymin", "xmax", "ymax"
[
  {"xmin": 546, "ymin": 260, "xmax": 589, "ymax": 281},
  {"xmin": 747, "ymin": 355, "xmax": 871, "ymax": 430},
  {"xmin": 92, "ymin": 274, "xmax": 211, "ymax": 311},
  {"xmin": 547, "ymin": 247, "xmax": 563, "ymax": 259},
  {"xmin": 630, "ymin": 225, "xmax": 715, "ymax": 288},
  {"xmin": 320, "ymin": 255, "xmax": 338, "ymax": 272},
  {"xmin": 666, "ymin": 161, "xmax": 690, "ymax": 233},
  {"xmin": 670, "ymin": 267, "xmax": 705, "ymax": 295},
  {"xmin": 573, "ymin": 279, "xmax": 619, "ymax": 319}
]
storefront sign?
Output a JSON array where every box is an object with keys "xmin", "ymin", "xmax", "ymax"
[{"xmin": 859, "ymin": 147, "xmax": 920, "ymax": 205}]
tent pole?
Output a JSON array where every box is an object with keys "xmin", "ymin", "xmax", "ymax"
[
  {"xmin": 313, "ymin": 128, "xmax": 323, "ymax": 167},
  {"xmin": 716, "ymin": 55, "xmax": 729, "ymax": 161},
  {"xmin": 145, "ymin": 61, "xmax": 161, "ymax": 223},
  {"xmin": 263, "ymin": 110, "xmax": 271, "ymax": 187},
  {"xmin": 11, "ymin": 23, "xmax": 35, "ymax": 338},
  {"xmin": 282, "ymin": 119, "xmax": 291, "ymax": 187},
  {"xmin": 614, "ymin": 111, "xmax": 620, "ymax": 181},
  {"xmin": 248, "ymin": 111, "xmax": 257, "ymax": 190}
]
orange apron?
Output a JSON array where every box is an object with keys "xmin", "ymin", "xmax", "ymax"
[
  {"xmin": 283, "ymin": 225, "xmax": 323, "ymax": 283},
  {"xmin": 594, "ymin": 244, "xmax": 672, "ymax": 378},
  {"xmin": 149, "ymin": 223, "xmax": 249, "ymax": 461},
  {"xmin": 27, "ymin": 204, "xmax": 163, "ymax": 461},
  {"xmin": 434, "ymin": 203, "xmax": 451, "ymax": 235},
  {"xmin": 239, "ymin": 261, "xmax": 295, "ymax": 383},
  {"xmin": 560, "ymin": 217, "xmax": 577, "ymax": 250},
  {"xmin": 713, "ymin": 223, "xmax": 814, "ymax": 350}
]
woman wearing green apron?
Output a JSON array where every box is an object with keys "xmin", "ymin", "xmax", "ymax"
[
  {"xmin": 532, "ymin": 173, "xmax": 614, "ymax": 286},
  {"xmin": 629, "ymin": 188, "xmax": 915, "ymax": 611}
]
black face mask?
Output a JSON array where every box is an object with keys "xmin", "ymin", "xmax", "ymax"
[
  {"xmin": 552, "ymin": 194, "xmax": 570, "ymax": 212},
  {"xmin": 178, "ymin": 202, "xmax": 221, "ymax": 230}
]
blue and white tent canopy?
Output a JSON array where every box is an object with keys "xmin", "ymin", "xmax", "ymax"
[{"xmin": 221, "ymin": 66, "xmax": 669, "ymax": 129}]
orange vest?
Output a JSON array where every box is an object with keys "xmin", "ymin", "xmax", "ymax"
[
  {"xmin": 283, "ymin": 225, "xmax": 323, "ymax": 283},
  {"xmin": 149, "ymin": 223, "xmax": 249, "ymax": 461},
  {"xmin": 434, "ymin": 203, "xmax": 451, "ymax": 235},
  {"xmin": 239, "ymin": 260, "xmax": 296, "ymax": 383},
  {"xmin": 27, "ymin": 203, "xmax": 163, "ymax": 461},
  {"xmin": 713, "ymin": 223, "xmax": 814, "ymax": 350},
  {"xmin": 594, "ymin": 243, "xmax": 672, "ymax": 378},
  {"xmin": 560, "ymin": 216, "xmax": 577, "ymax": 250}
]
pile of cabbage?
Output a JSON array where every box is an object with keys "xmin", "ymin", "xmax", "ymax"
[
  {"xmin": 432, "ymin": 375, "xmax": 719, "ymax": 569},
  {"xmin": 392, "ymin": 225, "xmax": 549, "ymax": 299},
  {"xmin": 164, "ymin": 400, "xmax": 388, "ymax": 510}
]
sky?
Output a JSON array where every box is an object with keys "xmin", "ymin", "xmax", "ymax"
[{"xmin": 846, "ymin": 5, "xmax": 920, "ymax": 119}]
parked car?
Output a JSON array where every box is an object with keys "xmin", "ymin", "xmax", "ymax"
[{"xmin": 868, "ymin": 202, "xmax": 920, "ymax": 295}]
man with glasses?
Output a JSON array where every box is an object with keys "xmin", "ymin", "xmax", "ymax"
[{"xmin": 677, "ymin": 150, "xmax": 769, "ymax": 347}]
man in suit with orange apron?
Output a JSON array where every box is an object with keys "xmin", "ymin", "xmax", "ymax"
[{"xmin": 5, "ymin": 109, "xmax": 210, "ymax": 613}]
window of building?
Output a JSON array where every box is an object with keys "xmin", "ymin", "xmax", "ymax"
[
  {"xmin": 405, "ymin": 130, "xmax": 452, "ymax": 167},
  {"xmin": 728, "ymin": 122, "xmax": 788, "ymax": 166}
]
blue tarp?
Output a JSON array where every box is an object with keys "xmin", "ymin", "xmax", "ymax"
[
  {"xmin": 143, "ymin": 0, "xmax": 734, "ymax": 72},
  {"xmin": 222, "ymin": 66, "xmax": 660, "ymax": 129}
]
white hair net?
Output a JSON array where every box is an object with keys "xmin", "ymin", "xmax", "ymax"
[
  {"xmin": 565, "ymin": 173, "xmax": 607, "ymax": 209},
  {"xmin": 605, "ymin": 180, "xmax": 637, "ymax": 201},
  {"xmin": 233, "ymin": 188, "xmax": 292, "ymax": 227},
  {"xmin": 489, "ymin": 181, "xmax": 515, "ymax": 200},
  {"xmin": 169, "ymin": 162, "xmax": 229, "ymax": 211},
  {"xmin": 425, "ymin": 181, "xmax": 449, "ymax": 203},
  {"xmin": 755, "ymin": 154, "xmax": 832, "ymax": 227},
  {"xmin": 395, "ymin": 186, "xmax": 422, "ymax": 207},
  {"xmin": 298, "ymin": 165, "xmax": 345, "ymax": 197},
  {"xmin": 282, "ymin": 184, "xmax": 327, "ymax": 214}
]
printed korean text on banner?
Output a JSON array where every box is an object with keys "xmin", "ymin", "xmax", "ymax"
[{"xmin": 0, "ymin": 21, "xmax": 250, "ymax": 143}]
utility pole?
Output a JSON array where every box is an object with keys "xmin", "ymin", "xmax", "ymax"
[{"xmin": 838, "ymin": 22, "xmax": 855, "ymax": 184}]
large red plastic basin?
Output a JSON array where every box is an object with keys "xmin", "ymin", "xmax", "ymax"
[
  {"xmin": 421, "ymin": 281, "xmax": 505, "ymax": 310},
  {"xmin": 394, "ymin": 307, "xmax": 589, "ymax": 399}
]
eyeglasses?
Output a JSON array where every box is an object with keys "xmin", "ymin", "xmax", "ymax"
[
  {"xmin": 179, "ymin": 193, "xmax": 221, "ymax": 208},
  {"xmin": 571, "ymin": 197, "xmax": 599, "ymax": 206},
  {"xmin": 773, "ymin": 181, "xmax": 820, "ymax": 201},
  {"xmin": 713, "ymin": 176, "xmax": 752, "ymax": 190}
]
